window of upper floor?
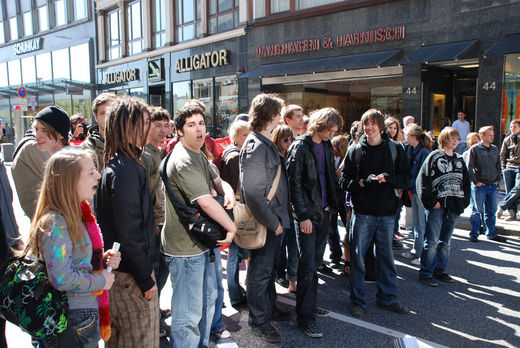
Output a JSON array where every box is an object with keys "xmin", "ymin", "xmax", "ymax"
[
  {"xmin": 209, "ymin": 0, "xmax": 239, "ymax": 35},
  {"xmin": 254, "ymin": 0, "xmax": 365, "ymax": 19},
  {"xmin": 106, "ymin": 7, "xmax": 121, "ymax": 60},
  {"xmin": 23, "ymin": 11, "xmax": 33, "ymax": 36},
  {"xmin": 9, "ymin": 16, "xmax": 18, "ymax": 41},
  {"xmin": 74, "ymin": 0, "xmax": 88, "ymax": 21},
  {"xmin": 176, "ymin": 0, "xmax": 200, "ymax": 42},
  {"xmin": 55, "ymin": 0, "xmax": 67, "ymax": 26},
  {"xmin": 152, "ymin": 0, "xmax": 166, "ymax": 48},
  {"xmin": 0, "ymin": 22, "xmax": 4, "ymax": 44},
  {"xmin": 127, "ymin": 0, "xmax": 143, "ymax": 55},
  {"xmin": 39, "ymin": 5, "xmax": 49, "ymax": 32}
]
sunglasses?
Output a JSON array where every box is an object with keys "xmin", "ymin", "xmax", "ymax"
[{"xmin": 283, "ymin": 137, "xmax": 294, "ymax": 143}]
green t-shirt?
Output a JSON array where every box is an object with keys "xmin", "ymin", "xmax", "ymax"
[{"xmin": 162, "ymin": 142, "xmax": 218, "ymax": 256}]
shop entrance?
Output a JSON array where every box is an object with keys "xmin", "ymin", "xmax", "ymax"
[
  {"xmin": 149, "ymin": 84, "xmax": 165, "ymax": 107},
  {"xmin": 423, "ymin": 66, "xmax": 478, "ymax": 135},
  {"xmin": 263, "ymin": 77, "xmax": 402, "ymax": 133}
]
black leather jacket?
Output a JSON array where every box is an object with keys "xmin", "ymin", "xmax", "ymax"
[
  {"xmin": 286, "ymin": 134, "xmax": 338, "ymax": 223},
  {"xmin": 95, "ymin": 150, "xmax": 158, "ymax": 295}
]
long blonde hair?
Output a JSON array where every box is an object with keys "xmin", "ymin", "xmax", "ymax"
[{"xmin": 21, "ymin": 150, "xmax": 90, "ymax": 259}]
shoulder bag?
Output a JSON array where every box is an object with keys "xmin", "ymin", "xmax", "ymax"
[
  {"xmin": 0, "ymin": 256, "xmax": 68, "ymax": 339},
  {"xmin": 233, "ymin": 165, "xmax": 281, "ymax": 250}
]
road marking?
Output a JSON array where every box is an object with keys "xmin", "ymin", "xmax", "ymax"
[{"xmin": 277, "ymin": 296, "xmax": 448, "ymax": 348}]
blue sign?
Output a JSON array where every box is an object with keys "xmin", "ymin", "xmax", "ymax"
[{"xmin": 17, "ymin": 87, "xmax": 27, "ymax": 98}]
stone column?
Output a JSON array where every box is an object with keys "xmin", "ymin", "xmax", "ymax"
[
  {"xmin": 118, "ymin": 0, "xmax": 127, "ymax": 57},
  {"xmin": 141, "ymin": 0, "xmax": 152, "ymax": 51},
  {"xmin": 96, "ymin": 10, "xmax": 106, "ymax": 63},
  {"xmin": 165, "ymin": 0, "xmax": 175, "ymax": 45},
  {"xmin": 401, "ymin": 63, "xmax": 423, "ymax": 126}
]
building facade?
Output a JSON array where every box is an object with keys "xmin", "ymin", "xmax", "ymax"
[
  {"xmin": 0, "ymin": 0, "xmax": 97, "ymax": 141},
  {"xmin": 94, "ymin": 0, "xmax": 248, "ymax": 138},
  {"xmin": 241, "ymin": 0, "xmax": 520, "ymax": 141}
]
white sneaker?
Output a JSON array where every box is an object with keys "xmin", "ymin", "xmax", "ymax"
[
  {"xmin": 214, "ymin": 328, "xmax": 231, "ymax": 339},
  {"xmin": 411, "ymin": 258, "xmax": 421, "ymax": 266}
]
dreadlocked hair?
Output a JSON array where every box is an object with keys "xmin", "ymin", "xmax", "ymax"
[{"xmin": 104, "ymin": 96, "xmax": 151, "ymax": 166}]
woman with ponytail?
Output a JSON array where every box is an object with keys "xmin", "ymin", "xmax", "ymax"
[
  {"xmin": 400, "ymin": 124, "xmax": 431, "ymax": 264},
  {"xmin": 19, "ymin": 149, "xmax": 120, "ymax": 347}
]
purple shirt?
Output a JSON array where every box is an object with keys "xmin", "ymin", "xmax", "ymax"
[{"xmin": 313, "ymin": 141, "xmax": 328, "ymax": 208}]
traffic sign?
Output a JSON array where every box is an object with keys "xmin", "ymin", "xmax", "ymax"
[
  {"xmin": 18, "ymin": 98, "xmax": 28, "ymax": 111},
  {"xmin": 17, "ymin": 87, "xmax": 27, "ymax": 98}
]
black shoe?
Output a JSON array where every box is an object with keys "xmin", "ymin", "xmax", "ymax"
[
  {"xmin": 433, "ymin": 273, "xmax": 455, "ymax": 283},
  {"xmin": 488, "ymin": 235, "xmax": 507, "ymax": 243},
  {"xmin": 418, "ymin": 277, "xmax": 439, "ymax": 287},
  {"xmin": 479, "ymin": 225, "xmax": 485, "ymax": 235},
  {"xmin": 348, "ymin": 303, "xmax": 364, "ymax": 317},
  {"xmin": 318, "ymin": 264, "xmax": 334, "ymax": 275},
  {"xmin": 469, "ymin": 235, "xmax": 478, "ymax": 242},
  {"xmin": 376, "ymin": 302, "xmax": 409, "ymax": 314},
  {"xmin": 160, "ymin": 308, "xmax": 171, "ymax": 319},
  {"xmin": 276, "ymin": 277, "xmax": 289, "ymax": 288},
  {"xmin": 331, "ymin": 261, "xmax": 343, "ymax": 269},
  {"xmin": 315, "ymin": 307, "xmax": 330, "ymax": 318},
  {"xmin": 271, "ymin": 308, "xmax": 292, "ymax": 321},
  {"xmin": 392, "ymin": 240, "xmax": 403, "ymax": 250},
  {"xmin": 299, "ymin": 323, "xmax": 323, "ymax": 338},
  {"xmin": 251, "ymin": 324, "xmax": 281, "ymax": 344}
]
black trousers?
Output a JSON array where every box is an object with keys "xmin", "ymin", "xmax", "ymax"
[
  {"xmin": 296, "ymin": 211, "xmax": 331, "ymax": 327},
  {"xmin": 247, "ymin": 230, "xmax": 282, "ymax": 328}
]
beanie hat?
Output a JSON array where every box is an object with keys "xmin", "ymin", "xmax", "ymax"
[{"xmin": 34, "ymin": 106, "xmax": 71, "ymax": 140}]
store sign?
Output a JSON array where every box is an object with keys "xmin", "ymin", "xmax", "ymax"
[
  {"xmin": 256, "ymin": 25, "xmax": 406, "ymax": 58},
  {"xmin": 148, "ymin": 58, "xmax": 164, "ymax": 82},
  {"xmin": 105, "ymin": 68, "xmax": 140, "ymax": 85},
  {"xmin": 175, "ymin": 49, "xmax": 229, "ymax": 73},
  {"xmin": 14, "ymin": 38, "xmax": 43, "ymax": 55}
]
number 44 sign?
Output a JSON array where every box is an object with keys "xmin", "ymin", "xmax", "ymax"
[{"xmin": 482, "ymin": 82, "xmax": 496, "ymax": 91}]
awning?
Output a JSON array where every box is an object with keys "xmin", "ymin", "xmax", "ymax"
[
  {"xmin": 239, "ymin": 49, "xmax": 401, "ymax": 79},
  {"xmin": 484, "ymin": 33, "xmax": 520, "ymax": 55},
  {"xmin": 0, "ymin": 78, "xmax": 96, "ymax": 97},
  {"xmin": 398, "ymin": 40, "xmax": 478, "ymax": 64}
]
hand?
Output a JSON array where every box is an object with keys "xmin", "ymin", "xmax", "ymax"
[
  {"xmin": 433, "ymin": 202, "xmax": 441, "ymax": 209},
  {"xmin": 299, "ymin": 219, "xmax": 313, "ymax": 234},
  {"xmin": 274, "ymin": 223, "xmax": 283, "ymax": 236},
  {"xmin": 223, "ymin": 192, "xmax": 236, "ymax": 210},
  {"xmin": 375, "ymin": 174, "xmax": 387, "ymax": 183},
  {"xmin": 476, "ymin": 182, "xmax": 484, "ymax": 187},
  {"xmin": 104, "ymin": 250, "xmax": 121, "ymax": 270},
  {"xmin": 73, "ymin": 126, "xmax": 83, "ymax": 138},
  {"xmin": 101, "ymin": 270, "xmax": 115, "ymax": 290},
  {"xmin": 217, "ymin": 229, "xmax": 236, "ymax": 246},
  {"xmin": 359, "ymin": 178, "xmax": 365, "ymax": 187},
  {"xmin": 144, "ymin": 285, "xmax": 158, "ymax": 300},
  {"xmin": 15, "ymin": 240, "xmax": 25, "ymax": 251}
]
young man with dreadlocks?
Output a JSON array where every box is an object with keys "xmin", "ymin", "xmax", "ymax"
[{"xmin": 95, "ymin": 96, "xmax": 160, "ymax": 347}]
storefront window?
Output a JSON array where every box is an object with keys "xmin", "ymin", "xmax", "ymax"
[
  {"xmin": 107, "ymin": 8, "xmax": 121, "ymax": 60},
  {"xmin": 371, "ymin": 85, "xmax": 402, "ymax": 119},
  {"xmin": 0, "ymin": 63, "xmax": 7, "ymax": 87},
  {"xmin": 36, "ymin": 52, "xmax": 52, "ymax": 81},
  {"xmin": 193, "ymin": 78, "xmax": 214, "ymax": 133},
  {"xmin": 23, "ymin": 11, "xmax": 33, "ymax": 36},
  {"xmin": 153, "ymin": 0, "xmax": 166, "ymax": 48},
  {"xmin": 39, "ymin": 5, "xmax": 49, "ymax": 32},
  {"xmin": 128, "ymin": 1, "xmax": 143, "ymax": 55},
  {"xmin": 72, "ymin": 90, "xmax": 91, "ymax": 121},
  {"xmin": 52, "ymin": 48, "xmax": 70, "ymax": 79},
  {"xmin": 215, "ymin": 75, "xmax": 238, "ymax": 138},
  {"xmin": 9, "ymin": 17, "xmax": 18, "ymax": 41},
  {"xmin": 74, "ymin": 0, "xmax": 88, "ymax": 21},
  {"xmin": 8, "ymin": 60, "xmax": 21, "ymax": 86},
  {"xmin": 502, "ymin": 54, "xmax": 520, "ymax": 135},
  {"xmin": 21, "ymin": 56, "xmax": 36, "ymax": 84},
  {"xmin": 55, "ymin": 0, "xmax": 67, "ymax": 26},
  {"xmin": 54, "ymin": 92, "xmax": 72, "ymax": 115},
  {"xmin": 172, "ymin": 81, "xmax": 191, "ymax": 113},
  {"xmin": 70, "ymin": 43, "xmax": 90, "ymax": 82},
  {"xmin": 129, "ymin": 87, "xmax": 145, "ymax": 99}
]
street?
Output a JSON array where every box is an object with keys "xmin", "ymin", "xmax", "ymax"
[{"xmin": 3, "ymin": 163, "xmax": 520, "ymax": 348}]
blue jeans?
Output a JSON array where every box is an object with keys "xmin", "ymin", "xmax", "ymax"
[
  {"xmin": 226, "ymin": 241, "xmax": 246, "ymax": 304},
  {"xmin": 165, "ymin": 251, "xmax": 217, "ymax": 348},
  {"xmin": 44, "ymin": 309, "xmax": 99, "ymax": 348},
  {"xmin": 411, "ymin": 193, "xmax": 426, "ymax": 256},
  {"xmin": 278, "ymin": 219, "xmax": 298, "ymax": 282},
  {"xmin": 349, "ymin": 213, "xmax": 397, "ymax": 308},
  {"xmin": 470, "ymin": 184, "xmax": 498, "ymax": 238},
  {"xmin": 419, "ymin": 208, "xmax": 458, "ymax": 279},
  {"xmin": 499, "ymin": 167, "xmax": 520, "ymax": 212},
  {"xmin": 295, "ymin": 212, "xmax": 330, "ymax": 326},
  {"xmin": 211, "ymin": 248, "xmax": 224, "ymax": 333}
]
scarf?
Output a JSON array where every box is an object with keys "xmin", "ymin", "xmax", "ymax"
[{"xmin": 81, "ymin": 201, "xmax": 111, "ymax": 341}]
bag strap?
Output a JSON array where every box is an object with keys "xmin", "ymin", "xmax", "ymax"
[
  {"xmin": 159, "ymin": 151, "xmax": 197, "ymax": 216},
  {"xmin": 267, "ymin": 165, "xmax": 281, "ymax": 202}
]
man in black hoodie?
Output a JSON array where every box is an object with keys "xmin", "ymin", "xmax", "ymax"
[
  {"xmin": 286, "ymin": 107, "xmax": 341, "ymax": 338},
  {"xmin": 340, "ymin": 109, "xmax": 411, "ymax": 318}
]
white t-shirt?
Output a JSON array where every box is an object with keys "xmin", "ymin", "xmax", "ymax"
[{"xmin": 452, "ymin": 119, "xmax": 470, "ymax": 143}]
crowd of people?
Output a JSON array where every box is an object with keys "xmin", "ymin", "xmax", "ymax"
[{"xmin": 0, "ymin": 91, "xmax": 518, "ymax": 348}]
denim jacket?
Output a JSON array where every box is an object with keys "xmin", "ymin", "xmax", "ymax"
[{"xmin": 406, "ymin": 143, "xmax": 430, "ymax": 194}]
